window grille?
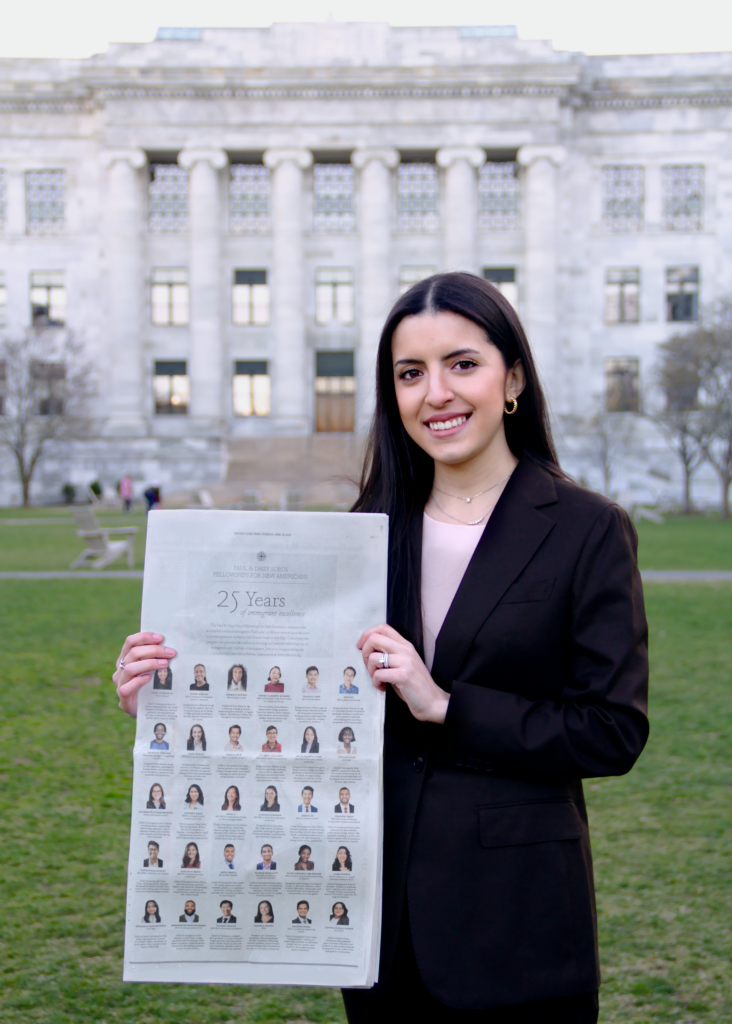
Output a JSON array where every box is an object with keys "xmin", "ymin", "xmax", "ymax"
[
  {"xmin": 0, "ymin": 170, "xmax": 6, "ymax": 232},
  {"xmin": 0, "ymin": 271, "xmax": 6, "ymax": 327},
  {"xmin": 230, "ymin": 165, "xmax": 271, "ymax": 234},
  {"xmin": 26, "ymin": 170, "xmax": 65, "ymax": 236},
  {"xmin": 397, "ymin": 164, "xmax": 439, "ymax": 233},
  {"xmin": 314, "ymin": 351, "xmax": 355, "ymax": 433},
  {"xmin": 153, "ymin": 360, "xmax": 189, "ymax": 415},
  {"xmin": 602, "ymin": 166, "xmax": 644, "ymax": 232},
  {"xmin": 483, "ymin": 268, "xmax": 518, "ymax": 309},
  {"xmin": 31, "ymin": 360, "xmax": 66, "ymax": 415},
  {"xmin": 313, "ymin": 164, "xmax": 355, "ymax": 233},
  {"xmin": 605, "ymin": 269, "xmax": 640, "ymax": 324},
  {"xmin": 148, "ymin": 164, "xmax": 188, "ymax": 234},
  {"xmin": 30, "ymin": 271, "xmax": 66, "ymax": 327},
  {"xmin": 605, "ymin": 358, "xmax": 640, "ymax": 413},
  {"xmin": 232, "ymin": 270, "xmax": 270, "ymax": 326},
  {"xmin": 233, "ymin": 360, "xmax": 271, "ymax": 417},
  {"xmin": 666, "ymin": 267, "xmax": 699, "ymax": 322},
  {"xmin": 151, "ymin": 268, "xmax": 189, "ymax": 326},
  {"xmin": 398, "ymin": 266, "xmax": 437, "ymax": 296},
  {"xmin": 315, "ymin": 268, "xmax": 354, "ymax": 326},
  {"xmin": 478, "ymin": 162, "xmax": 520, "ymax": 231},
  {"xmin": 662, "ymin": 166, "xmax": 704, "ymax": 231}
]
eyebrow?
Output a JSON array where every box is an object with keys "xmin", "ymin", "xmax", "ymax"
[{"xmin": 394, "ymin": 348, "xmax": 482, "ymax": 366}]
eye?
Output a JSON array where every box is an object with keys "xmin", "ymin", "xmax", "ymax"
[
  {"xmin": 398, "ymin": 367, "xmax": 423, "ymax": 380},
  {"xmin": 453, "ymin": 359, "xmax": 477, "ymax": 371}
]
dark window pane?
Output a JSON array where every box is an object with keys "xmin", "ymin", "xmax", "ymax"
[
  {"xmin": 235, "ymin": 360, "xmax": 268, "ymax": 375},
  {"xmin": 154, "ymin": 360, "xmax": 187, "ymax": 376},
  {"xmin": 483, "ymin": 267, "xmax": 515, "ymax": 283},
  {"xmin": 234, "ymin": 269, "xmax": 267, "ymax": 285},
  {"xmin": 316, "ymin": 351, "xmax": 355, "ymax": 377}
]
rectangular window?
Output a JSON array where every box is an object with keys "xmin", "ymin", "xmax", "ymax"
[
  {"xmin": 233, "ymin": 360, "xmax": 271, "ymax": 417},
  {"xmin": 0, "ymin": 170, "xmax": 6, "ymax": 232},
  {"xmin": 31, "ymin": 360, "xmax": 65, "ymax": 415},
  {"xmin": 399, "ymin": 266, "xmax": 436, "ymax": 296},
  {"xmin": 232, "ymin": 270, "xmax": 270, "ymax": 326},
  {"xmin": 230, "ymin": 165, "xmax": 271, "ymax": 234},
  {"xmin": 478, "ymin": 162, "xmax": 520, "ymax": 232},
  {"xmin": 315, "ymin": 268, "xmax": 354, "ymax": 326},
  {"xmin": 602, "ymin": 166, "xmax": 644, "ymax": 232},
  {"xmin": 148, "ymin": 164, "xmax": 188, "ymax": 234},
  {"xmin": 605, "ymin": 357, "xmax": 640, "ymax": 413},
  {"xmin": 315, "ymin": 351, "xmax": 355, "ymax": 433},
  {"xmin": 0, "ymin": 271, "xmax": 6, "ymax": 327},
  {"xmin": 26, "ymin": 170, "xmax": 65, "ymax": 236},
  {"xmin": 313, "ymin": 164, "xmax": 356, "ymax": 233},
  {"xmin": 604, "ymin": 268, "xmax": 640, "ymax": 324},
  {"xmin": 397, "ymin": 163, "xmax": 439, "ymax": 233},
  {"xmin": 151, "ymin": 268, "xmax": 189, "ymax": 326},
  {"xmin": 30, "ymin": 271, "xmax": 66, "ymax": 327},
  {"xmin": 153, "ymin": 360, "xmax": 189, "ymax": 415},
  {"xmin": 663, "ymin": 165, "xmax": 704, "ymax": 231},
  {"xmin": 483, "ymin": 268, "xmax": 518, "ymax": 309},
  {"xmin": 666, "ymin": 267, "xmax": 699, "ymax": 322}
]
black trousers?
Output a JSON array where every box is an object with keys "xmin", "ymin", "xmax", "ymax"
[{"xmin": 342, "ymin": 904, "xmax": 599, "ymax": 1024}]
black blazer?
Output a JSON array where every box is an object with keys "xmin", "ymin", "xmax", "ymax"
[
  {"xmin": 381, "ymin": 459, "xmax": 649, "ymax": 1010},
  {"xmin": 300, "ymin": 741, "xmax": 319, "ymax": 753}
]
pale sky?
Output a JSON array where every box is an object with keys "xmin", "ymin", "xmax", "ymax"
[{"xmin": 1, "ymin": 0, "xmax": 731, "ymax": 60}]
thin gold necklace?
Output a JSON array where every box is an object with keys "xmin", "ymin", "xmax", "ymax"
[
  {"xmin": 429, "ymin": 493, "xmax": 496, "ymax": 526},
  {"xmin": 432, "ymin": 470, "xmax": 512, "ymax": 504}
]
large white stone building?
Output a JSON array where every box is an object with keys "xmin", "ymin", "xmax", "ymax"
[{"xmin": 1, "ymin": 23, "xmax": 731, "ymax": 504}]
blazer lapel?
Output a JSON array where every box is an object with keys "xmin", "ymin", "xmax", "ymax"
[{"xmin": 430, "ymin": 459, "xmax": 558, "ymax": 690}]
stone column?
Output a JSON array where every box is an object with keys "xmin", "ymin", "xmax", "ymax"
[
  {"xmin": 516, "ymin": 145, "xmax": 567, "ymax": 408},
  {"xmin": 178, "ymin": 148, "xmax": 228, "ymax": 430},
  {"xmin": 436, "ymin": 146, "xmax": 486, "ymax": 273},
  {"xmin": 351, "ymin": 147, "xmax": 400, "ymax": 432},
  {"xmin": 98, "ymin": 149, "xmax": 147, "ymax": 435},
  {"xmin": 262, "ymin": 148, "xmax": 312, "ymax": 433}
]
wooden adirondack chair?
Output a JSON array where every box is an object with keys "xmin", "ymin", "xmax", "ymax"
[{"xmin": 70, "ymin": 506, "xmax": 138, "ymax": 569}]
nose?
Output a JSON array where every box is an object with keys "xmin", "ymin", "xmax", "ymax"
[{"xmin": 425, "ymin": 368, "xmax": 454, "ymax": 408}]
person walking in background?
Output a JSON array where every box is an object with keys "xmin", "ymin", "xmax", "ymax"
[
  {"xmin": 143, "ymin": 482, "xmax": 161, "ymax": 513},
  {"xmin": 119, "ymin": 473, "xmax": 133, "ymax": 512}
]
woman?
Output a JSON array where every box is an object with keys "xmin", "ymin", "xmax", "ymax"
[
  {"xmin": 332, "ymin": 846, "xmax": 352, "ymax": 872},
  {"xmin": 190, "ymin": 664, "xmax": 209, "ymax": 691},
  {"xmin": 181, "ymin": 842, "xmax": 201, "ymax": 869},
  {"xmin": 113, "ymin": 273, "xmax": 648, "ymax": 1022},
  {"xmin": 264, "ymin": 666, "xmax": 284, "ymax": 693},
  {"xmin": 222, "ymin": 785, "xmax": 241, "ymax": 812},
  {"xmin": 330, "ymin": 902, "xmax": 349, "ymax": 926},
  {"xmin": 184, "ymin": 784, "xmax": 203, "ymax": 809},
  {"xmin": 227, "ymin": 664, "xmax": 247, "ymax": 691},
  {"xmin": 300, "ymin": 727, "xmax": 319, "ymax": 754},
  {"xmin": 254, "ymin": 900, "xmax": 274, "ymax": 923},
  {"xmin": 294, "ymin": 845, "xmax": 314, "ymax": 871},
  {"xmin": 152, "ymin": 666, "xmax": 172, "ymax": 690},
  {"xmin": 146, "ymin": 783, "xmax": 166, "ymax": 810},
  {"xmin": 142, "ymin": 899, "xmax": 161, "ymax": 923},
  {"xmin": 337, "ymin": 726, "xmax": 356, "ymax": 756},
  {"xmin": 186, "ymin": 725, "xmax": 206, "ymax": 752},
  {"xmin": 260, "ymin": 786, "xmax": 280, "ymax": 812}
]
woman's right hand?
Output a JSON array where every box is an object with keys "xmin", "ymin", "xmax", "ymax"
[{"xmin": 113, "ymin": 631, "xmax": 177, "ymax": 718}]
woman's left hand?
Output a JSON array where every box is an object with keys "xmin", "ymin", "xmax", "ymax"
[{"xmin": 357, "ymin": 623, "xmax": 450, "ymax": 724}]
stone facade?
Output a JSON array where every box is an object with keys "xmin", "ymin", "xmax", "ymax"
[{"xmin": 0, "ymin": 24, "xmax": 731, "ymax": 504}]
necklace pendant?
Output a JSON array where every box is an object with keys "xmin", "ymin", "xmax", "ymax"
[{"xmin": 466, "ymin": 497, "xmax": 471, "ymax": 503}]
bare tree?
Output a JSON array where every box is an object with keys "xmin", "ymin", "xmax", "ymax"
[
  {"xmin": 583, "ymin": 398, "xmax": 639, "ymax": 498},
  {"xmin": 695, "ymin": 301, "xmax": 732, "ymax": 519},
  {"xmin": 0, "ymin": 330, "xmax": 96, "ymax": 506}
]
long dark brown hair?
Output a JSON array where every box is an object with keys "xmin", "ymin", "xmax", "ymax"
[{"xmin": 351, "ymin": 272, "xmax": 562, "ymax": 653}]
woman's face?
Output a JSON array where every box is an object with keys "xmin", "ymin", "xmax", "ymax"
[
  {"xmin": 146, "ymin": 901, "xmax": 157, "ymax": 916},
  {"xmin": 189, "ymin": 786, "xmax": 200, "ymax": 803},
  {"xmin": 342, "ymin": 729, "xmax": 354, "ymax": 745},
  {"xmin": 259, "ymin": 902, "xmax": 270, "ymax": 917},
  {"xmin": 192, "ymin": 726, "xmax": 203, "ymax": 743},
  {"xmin": 226, "ymin": 787, "xmax": 237, "ymax": 805},
  {"xmin": 186, "ymin": 844, "xmax": 197, "ymax": 860},
  {"xmin": 337, "ymin": 847, "xmax": 347, "ymax": 865},
  {"xmin": 232, "ymin": 666, "xmax": 243, "ymax": 682},
  {"xmin": 269, "ymin": 667, "xmax": 281, "ymax": 682},
  {"xmin": 265, "ymin": 787, "xmax": 276, "ymax": 806},
  {"xmin": 158, "ymin": 666, "xmax": 168, "ymax": 681},
  {"xmin": 300, "ymin": 847, "xmax": 311, "ymax": 862},
  {"xmin": 152, "ymin": 785, "xmax": 163, "ymax": 802},
  {"xmin": 194, "ymin": 665, "xmax": 206, "ymax": 683},
  {"xmin": 392, "ymin": 312, "xmax": 525, "ymax": 471},
  {"xmin": 304, "ymin": 728, "xmax": 315, "ymax": 744},
  {"xmin": 333, "ymin": 903, "xmax": 344, "ymax": 917}
]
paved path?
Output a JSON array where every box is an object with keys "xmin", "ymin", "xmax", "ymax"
[
  {"xmin": 1, "ymin": 570, "xmax": 732, "ymax": 582},
  {"xmin": 0, "ymin": 518, "xmax": 74, "ymax": 525},
  {"xmin": 641, "ymin": 570, "xmax": 732, "ymax": 581}
]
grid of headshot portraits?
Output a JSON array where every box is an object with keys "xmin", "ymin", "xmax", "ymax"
[{"xmin": 131, "ymin": 656, "xmax": 366, "ymax": 956}]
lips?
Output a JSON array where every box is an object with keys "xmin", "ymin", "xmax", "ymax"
[{"xmin": 426, "ymin": 414, "xmax": 470, "ymax": 432}]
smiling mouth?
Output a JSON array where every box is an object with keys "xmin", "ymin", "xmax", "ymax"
[{"xmin": 426, "ymin": 414, "xmax": 470, "ymax": 432}]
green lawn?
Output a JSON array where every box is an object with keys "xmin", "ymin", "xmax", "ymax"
[{"xmin": 635, "ymin": 516, "xmax": 732, "ymax": 570}]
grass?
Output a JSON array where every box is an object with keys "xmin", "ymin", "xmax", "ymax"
[
  {"xmin": 0, "ymin": 508, "xmax": 147, "ymax": 572},
  {"xmin": 635, "ymin": 515, "xmax": 732, "ymax": 571}
]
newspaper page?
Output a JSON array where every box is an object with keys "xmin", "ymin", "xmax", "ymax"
[{"xmin": 123, "ymin": 510, "xmax": 388, "ymax": 988}]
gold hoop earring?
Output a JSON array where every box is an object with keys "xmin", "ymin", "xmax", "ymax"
[{"xmin": 504, "ymin": 396, "xmax": 518, "ymax": 415}]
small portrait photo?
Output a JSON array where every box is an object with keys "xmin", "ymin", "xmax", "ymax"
[
  {"xmin": 303, "ymin": 665, "xmax": 320, "ymax": 694},
  {"xmin": 264, "ymin": 665, "xmax": 284, "ymax": 693},
  {"xmin": 218, "ymin": 900, "xmax": 237, "ymax": 923},
  {"xmin": 186, "ymin": 724, "xmax": 207, "ymax": 752},
  {"xmin": 150, "ymin": 722, "xmax": 169, "ymax": 751},
  {"xmin": 339, "ymin": 666, "xmax": 359, "ymax": 694},
  {"xmin": 222, "ymin": 785, "xmax": 241, "ymax": 811},
  {"xmin": 144, "ymin": 840, "xmax": 163, "ymax": 867},
  {"xmin": 185, "ymin": 784, "xmax": 204, "ymax": 809},
  {"xmin": 142, "ymin": 899, "xmax": 161, "ymax": 923},
  {"xmin": 256, "ymin": 844, "xmax": 276, "ymax": 871},
  {"xmin": 260, "ymin": 785, "xmax": 280, "ymax": 812},
  {"xmin": 337, "ymin": 726, "xmax": 357, "ymax": 756},
  {"xmin": 182, "ymin": 842, "xmax": 201, "ymax": 869},
  {"xmin": 301, "ymin": 726, "xmax": 319, "ymax": 754},
  {"xmin": 262, "ymin": 725, "xmax": 282, "ymax": 753},
  {"xmin": 146, "ymin": 782, "xmax": 166, "ymax": 810},
  {"xmin": 227, "ymin": 663, "xmax": 247, "ymax": 692},
  {"xmin": 179, "ymin": 900, "xmax": 198, "ymax": 922},
  {"xmin": 223, "ymin": 843, "xmax": 236, "ymax": 870},
  {"xmin": 224, "ymin": 724, "xmax": 243, "ymax": 752},
  {"xmin": 335, "ymin": 787, "xmax": 354, "ymax": 814},
  {"xmin": 254, "ymin": 900, "xmax": 274, "ymax": 924},
  {"xmin": 332, "ymin": 846, "xmax": 353, "ymax": 873},
  {"xmin": 294, "ymin": 844, "xmax": 314, "ymax": 871},
  {"xmin": 152, "ymin": 665, "xmax": 173, "ymax": 690},
  {"xmin": 293, "ymin": 900, "xmax": 311, "ymax": 924},
  {"xmin": 330, "ymin": 901, "xmax": 349, "ymax": 925},
  {"xmin": 298, "ymin": 786, "xmax": 317, "ymax": 813},
  {"xmin": 190, "ymin": 663, "xmax": 210, "ymax": 691}
]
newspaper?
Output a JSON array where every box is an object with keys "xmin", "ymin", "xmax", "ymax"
[{"xmin": 123, "ymin": 510, "xmax": 388, "ymax": 988}]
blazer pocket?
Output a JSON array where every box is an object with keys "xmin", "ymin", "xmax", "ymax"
[
  {"xmin": 498, "ymin": 577, "xmax": 556, "ymax": 604},
  {"xmin": 478, "ymin": 799, "xmax": 584, "ymax": 849}
]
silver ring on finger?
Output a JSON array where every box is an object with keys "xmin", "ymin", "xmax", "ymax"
[
  {"xmin": 118, "ymin": 658, "xmax": 126, "ymax": 671},
  {"xmin": 378, "ymin": 652, "xmax": 389, "ymax": 670}
]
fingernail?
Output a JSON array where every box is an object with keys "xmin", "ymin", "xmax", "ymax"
[
  {"xmin": 158, "ymin": 659, "xmax": 168, "ymax": 666},
  {"xmin": 152, "ymin": 634, "xmax": 163, "ymax": 640},
  {"xmin": 164, "ymin": 648, "xmax": 176, "ymax": 656}
]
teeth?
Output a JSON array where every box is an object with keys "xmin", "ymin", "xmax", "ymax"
[{"xmin": 428, "ymin": 416, "xmax": 467, "ymax": 432}]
